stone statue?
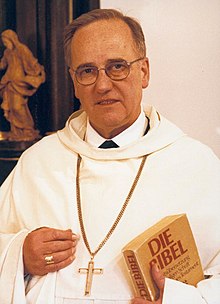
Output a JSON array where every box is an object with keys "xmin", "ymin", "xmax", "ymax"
[{"xmin": 0, "ymin": 29, "xmax": 45, "ymax": 141}]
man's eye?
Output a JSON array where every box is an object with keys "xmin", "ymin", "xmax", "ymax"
[
  {"xmin": 84, "ymin": 68, "xmax": 94, "ymax": 74},
  {"xmin": 115, "ymin": 64, "xmax": 123, "ymax": 69},
  {"xmin": 77, "ymin": 67, "xmax": 96, "ymax": 75},
  {"xmin": 109, "ymin": 62, "xmax": 127, "ymax": 72},
  {"xmin": 112, "ymin": 63, "xmax": 124, "ymax": 70}
]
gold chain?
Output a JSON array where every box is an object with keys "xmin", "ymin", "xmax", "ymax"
[{"xmin": 76, "ymin": 154, "xmax": 147, "ymax": 259}]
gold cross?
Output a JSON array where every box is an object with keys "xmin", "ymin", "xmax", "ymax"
[{"xmin": 79, "ymin": 258, "xmax": 103, "ymax": 296}]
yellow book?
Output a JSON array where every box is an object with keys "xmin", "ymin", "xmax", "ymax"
[{"xmin": 122, "ymin": 214, "xmax": 204, "ymax": 301}]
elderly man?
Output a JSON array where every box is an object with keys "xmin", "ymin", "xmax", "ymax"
[{"xmin": 0, "ymin": 9, "xmax": 220, "ymax": 304}]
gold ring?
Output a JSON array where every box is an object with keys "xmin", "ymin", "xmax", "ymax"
[{"xmin": 45, "ymin": 255, "xmax": 54, "ymax": 265}]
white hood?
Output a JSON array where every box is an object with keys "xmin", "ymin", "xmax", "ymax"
[{"xmin": 57, "ymin": 105, "xmax": 185, "ymax": 160}]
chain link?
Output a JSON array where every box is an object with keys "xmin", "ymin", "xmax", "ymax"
[{"xmin": 76, "ymin": 154, "xmax": 147, "ymax": 258}]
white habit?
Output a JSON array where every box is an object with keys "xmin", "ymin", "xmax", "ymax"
[{"xmin": 0, "ymin": 105, "xmax": 220, "ymax": 304}]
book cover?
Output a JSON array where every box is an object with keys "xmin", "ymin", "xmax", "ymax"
[{"xmin": 122, "ymin": 214, "xmax": 204, "ymax": 301}]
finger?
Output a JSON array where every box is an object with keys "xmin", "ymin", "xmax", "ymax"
[
  {"xmin": 43, "ymin": 232, "xmax": 79, "ymax": 254},
  {"xmin": 28, "ymin": 246, "xmax": 76, "ymax": 276},
  {"xmin": 43, "ymin": 239, "xmax": 77, "ymax": 254},
  {"xmin": 45, "ymin": 249, "xmax": 75, "ymax": 272},
  {"xmin": 23, "ymin": 229, "xmax": 78, "ymax": 276},
  {"xmin": 131, "ymin": 298, "xmax": 147, "ymax": 304},
  {"xmin": 151, "ymin": 263, "xmax": 165, "ymax": 291},
  {"xmin": 44, "ymin": 246, "xmax": 76, "ymax": 265},
  {"xmin": 28, "ymin": 228, "xmax": 74, "ymax": 244},
  {"xmin": 43, "ymin": 228, "xmax": 74, "ymax": 242}
]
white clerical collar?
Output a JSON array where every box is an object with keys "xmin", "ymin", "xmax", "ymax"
[{"xmin": 85, "ymin": 111, "xmax": 148, "ymax": 148}]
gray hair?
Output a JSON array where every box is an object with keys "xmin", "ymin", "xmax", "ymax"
[{"xmin": 64, "ymin": 8, "xmax": 146, "ymax": 67}]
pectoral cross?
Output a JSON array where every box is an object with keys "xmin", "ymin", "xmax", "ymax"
[{"xmin": 79, "ymin": 258, "xmax": 103, "ymax": 296}]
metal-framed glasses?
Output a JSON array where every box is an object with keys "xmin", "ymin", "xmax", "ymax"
[{"xmin": 71, "ymin": 57, "xmax": 145, "ymax": 86}]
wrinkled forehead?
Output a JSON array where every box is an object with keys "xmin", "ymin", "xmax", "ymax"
[{"xmin": 70, "ymin": 19, "xmax": 138, "ymax": 64}]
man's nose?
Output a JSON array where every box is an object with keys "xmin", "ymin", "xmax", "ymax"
[{"xmin": 95, "ymin": 69, "xmax": 113, "ymax": 92}]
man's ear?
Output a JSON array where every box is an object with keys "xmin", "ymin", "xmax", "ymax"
[
  {"xmin": 69, "ymin": 68, "xmax": 79, "ymax": 98},
  {"xmin": 69, "ymin": 68, "xmax": 75, "ymax": 83},
  {"xmin": 141, "ymin": 58, "xmax": 150, "ymax": 89}
]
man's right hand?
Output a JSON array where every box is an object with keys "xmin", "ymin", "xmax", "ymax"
[{"xmin": 23, "ymin": 227, "xmax": 79, "ymax": 276}]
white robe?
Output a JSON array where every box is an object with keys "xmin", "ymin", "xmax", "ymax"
[{"xmin": 0, "ymin": 105, "xmax": 220, "ymax": 304}]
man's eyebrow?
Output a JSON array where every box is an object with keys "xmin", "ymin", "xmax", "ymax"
[
  {"xmin": 76, "ymin": 62, "xmax": 96, "ymax": 69},
  {"xmin": 76, "ymin": 58, "xmax": 127, "ymax": 69},
  {"xmin": 107, "ymin": 58, "xmax": 126, "ymax": 63}
]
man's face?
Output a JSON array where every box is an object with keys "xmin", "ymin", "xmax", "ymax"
[{"xmin": 69, "ymin": 19, "xmax": 149, "ymax": 138}]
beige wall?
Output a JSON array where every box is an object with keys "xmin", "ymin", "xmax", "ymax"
[{"xmin": 101, "ymin": 0, "xmax": 220, "ymax": 158}]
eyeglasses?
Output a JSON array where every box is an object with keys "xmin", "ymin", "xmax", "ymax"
[{"xmin": 71, "ymin": 57, "xmax": 145, "ymax": 86}]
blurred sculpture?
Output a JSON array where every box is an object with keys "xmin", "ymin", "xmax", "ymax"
[{"xmin": 0, "ymin": 29, "xmax": 45, "ymax": 141}]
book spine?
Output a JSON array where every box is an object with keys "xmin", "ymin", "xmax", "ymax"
[{"xmin": 123, "ymin": 250, "xmax": 154, "ymax": 301}]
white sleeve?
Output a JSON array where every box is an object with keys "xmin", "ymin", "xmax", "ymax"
[
  {"xmin": 163, "ymin": 276, "xmax": 220, "ymax": 304},
  {"xmin": 0, "ymin": 230, "xmax": 28, "ymax": 304}
]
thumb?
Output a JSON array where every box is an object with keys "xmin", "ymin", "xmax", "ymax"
[
  {"xmin": 131, "ymin": 298, "xmax": 147, "ymax": 304},
  {"xmin": 151, "ymin": 263, "xmax": 165, "ymax": 291}
]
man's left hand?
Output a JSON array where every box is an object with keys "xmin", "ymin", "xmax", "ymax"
[{"xmin": 132, "ymin": 263, "xmax": 165, "ymax": 304}]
